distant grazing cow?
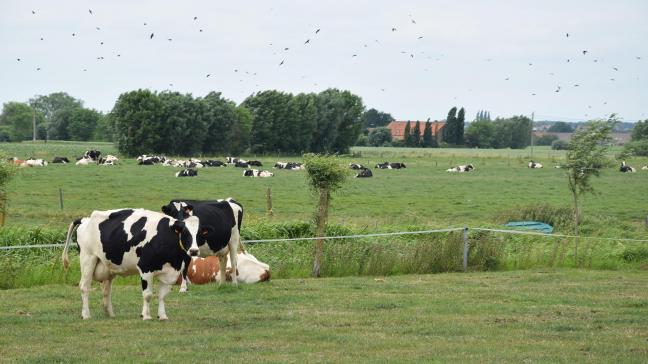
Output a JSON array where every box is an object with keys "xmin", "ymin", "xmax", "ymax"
[
  {"xmin": 25, "ymin": 158, "xmax": 48, "ymax": 167},
  {"xmin": 243, "ymin": 169, "xmax": 274, "ymax": 177},
  {"xmin": 355, "ymin": 168, "xmax": 373, "ymax": 178},
  {"xmin": 176, "ymin": 169, "xmax": 198, "ymax": 177},
  {"xmin": 349, "ymin": 163, "xmax": 365, "ymax": 170},
  {"xmin": 76, "ymin": 157, "xmax": 94, "ymax": 166},
  {"xmin": 227, "ymin": 157, "xmax": 246, "ymax": 165},
  {"xmin": 176, "ymin": 252, "xmax": 270, "ymax": 287},
  {"xmin": 446, "ymin": 164, "xmax": 475, "ymax": 173},
  {"xmin": 247, "ymin": 160, "xmax": 263, "ymax": 167},
  {"xmin": 528, "ymin": 160, "xmax": 543, "ymax": 169},
  {"xmin": 161, "ymin": 198, "xmax": 243, "ymax": 289},
  {"xmin": 99, "ymin": 155, "xmax": 119, "ymax": 166},
  {"xmin": 375, "ymin": 162, "xmax": 406, "ymax": 169},
  {"xmin": 620, "ymin": 161, "xmax": 636, "ymax": 173},
  {"xmin": 62, "ymin": 209, "xmax": 202, "ymax": 320},
  {"xmin": 234, "ymin": 161, "xmax": 249, "ymax": 168},
  {"xmin": 642, "ymin": 165, "xmax": 648, "ymax": 170},
  {"xmin": 83, "ymin": 150, "xmax": 101, "ymax": 161},
  {"xmin": 203, "ymin": 160, "xmax": 226, "ymax": 167},
  {"xmin": 52, "ymin": 156, "xmax": 70, "ymax": 164}
]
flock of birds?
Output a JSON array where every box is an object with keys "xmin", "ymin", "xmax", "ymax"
[{"xmin": 12, "ymin": 7, "xmax": 646, "ymax": 119}]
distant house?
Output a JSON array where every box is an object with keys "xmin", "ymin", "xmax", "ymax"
[{"xmin": 386, "ymin": 120, "xmax": 445, "ymax": 141}]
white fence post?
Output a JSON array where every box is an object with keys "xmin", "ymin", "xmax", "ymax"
[{"xmin": 463, "ymin": 227, "xmax": 469, "ymax": 272}]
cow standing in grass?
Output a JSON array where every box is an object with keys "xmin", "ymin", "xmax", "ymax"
[
  {"xmin": 161, "ymin": 198, "xmax": 243, "ymax": 290},
  {"xmin": 62, "ymin": 209, "xmax": 203, "ymax": 320}
]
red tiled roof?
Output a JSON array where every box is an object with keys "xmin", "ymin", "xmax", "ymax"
[{"xmin": 386, "ymin": 120, "xmax": 445, "ymax": 140}]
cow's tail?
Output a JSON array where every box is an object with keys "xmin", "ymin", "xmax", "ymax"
[{"xmin": 62, "ymin": 219, "xmax": 82, "ymax": 270}]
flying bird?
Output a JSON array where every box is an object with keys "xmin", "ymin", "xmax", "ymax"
[
  {"xmin": 40, "ymin": 37, "xmax": 44, "ymax": 40},
  {"xmin": 16, "ymin": 58, "xmax": 20, "ymax": 62},
  {"xmin": 566, "ymin": 33, "xmax": 569, "ymax": 37},
  {"xmin": 418, "ymin": 36, "xmax": 423, "ymax": 39},
  {"xmin": 574, "ymin": 84, "xmax": 579, "ymax": 87},
  {"xmin": 411, "ymin": 19, "xmax": 416, "ymax": 24},
  {"xmin": 199, "ymin": 29, "xmax": 203, "ymax": 32},
  {"xmin": 206, "ymin": 74, "xmax": 210, "ymax": 78},
  {"xmin": 72, "ymin": 33, "xmax": 76, "ymax": 36},
  {"xmin": 504, "ymin": 77, "xmax": 510, "ymax": 81},
  {"xmin": 144, "ymin": 22, "xmax": 147, "ymax": 26},
  {"xmin": 567, "ymin": 59, "xmax": 570, "ymax": 62},
  {"xmin": 304, "ymin": 39, "xmax": 310, "ymax": 44},
  {"xmin": 167, "ymin": 38, "xmax": 172, "ymax": 41},
  {"xmin": 582, "ymin": 50, "xmax": 588, "ymax": 55},
  {"xmin": 528, "ymin": 62, "xmax": 533, "ymax": 66},
  {"xmin": 315, "ymin": 28, "xmax": 320, "ymax": 34},
  {"xmin": 31, "ymin": 10, "xmax": 35, "ymax": 14},
  {"xmin": 150, "ymin": 33, "xmax": 154, "ymax": 39},
  {"xmin": 89, "ymin": 9, "xmax": 93, "ymax": 15},
  {"xmin": 613, "ymin": 67, "xmax": 618, "ymax": 71},
  {"xmin": 531, "ymin": 93, "xmax": 536, "ymax": 96},
  {"xmin": 555, "ymin": 86, "xmax": 561, "ymax": 93},
  {"xmin": 279, "ymin": 60, "xmax": 284, "ymax": 66},
  {"xmin": 352, "ymin": 54, "xmax": 357, "ymax": 57},
  {"xmin": 36, "ymin": 67, "xmax": 41, "ymax": 71},
  {"xmin": 96, "ymin": 27, "xmax": 101, "ymax": 30},
  {"xmin": 193, "ymin": 16, "xmax": 198, "ymax": 20},
  {"xmin": 637, "ymin": 56, "xmax": 642, "ymax": 60},
  {"xmin": 284, "ymin": 47, "xmax": 289, "ymax": 50},
  {"xmin": 391, "ymin": 27, "xmax": 397, "ymax": 31}
]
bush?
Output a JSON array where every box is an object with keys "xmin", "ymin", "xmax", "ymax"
[
  {"xmin": 622, "ymin": 140, "xmax": 648, "ymax": 157},
  {"xmin": 552, "ymin": 140, "xmax": 569, "ymax": 150},
  {"xmin": 536, "ymin": 134, "xmax": 559, "ymax": 146},
  {"xmin": 622, "ymin": 247, "xmax": 648, "ymax": 262}
]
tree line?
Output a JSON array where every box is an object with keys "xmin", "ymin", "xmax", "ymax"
[{"xmin": 0, "ymin": 89, "xmax": 365, "ymax": 156}]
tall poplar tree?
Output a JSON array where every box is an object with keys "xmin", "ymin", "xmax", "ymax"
[
  {"xmin": 412, "ymin": 121, "xmax": 422, "ymax": 147},
  {"xmin": 404, "ymin": 121, "xmax": 412, "ymax": 147}
]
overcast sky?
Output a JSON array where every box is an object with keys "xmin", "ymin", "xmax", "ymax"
[{"xmin": 1, "ymin": 0, "xmax": 647, "ymax": 122}]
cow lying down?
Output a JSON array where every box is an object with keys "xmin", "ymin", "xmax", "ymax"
[
  {"xmin": 446, "ymin": 164, "xmax": 475, "ymax": 172},
  {"xmin": 62, "ymin": 209, "xmax": 204, "ymax": 320},
  {"xmin": 177, "ymin": 251, "xmax": 270, "ymax": 290}
]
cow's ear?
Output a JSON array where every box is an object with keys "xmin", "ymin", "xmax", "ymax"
[
  {"xmin": 172, "ymin": 221, "xmax": 185, "ymax": 235},
  {"xmin": 161, "ymin": 205, "xmax": 170, "ymax": 215},
  {"xmin": 183, "ymin": 205, "xmax": 193, "ymax": 218}
]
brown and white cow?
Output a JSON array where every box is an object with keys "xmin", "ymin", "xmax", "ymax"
[{"xmin": 176, "ymin": 251, "xmax": 270, "ymax": 290}]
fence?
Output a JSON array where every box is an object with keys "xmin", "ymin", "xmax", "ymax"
[{"xmin": 3, "ymin": 226, "xmax": 648, "ymax": 272}]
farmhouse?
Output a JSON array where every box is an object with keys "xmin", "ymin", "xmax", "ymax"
[{"xmin": 386, "ymin": 120, "xmax": 446, "ymax": 142}]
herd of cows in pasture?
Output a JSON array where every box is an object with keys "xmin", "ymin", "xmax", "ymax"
[
  {"xmin": 7, "ymin": 150, "xmax": 648, "ymax": 177},
  {"xmin": 62, "ymin": 197, "xmax": 271, "ymax": 320}
]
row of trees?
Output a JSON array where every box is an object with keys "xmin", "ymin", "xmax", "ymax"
[
  {"xmin": 111, "ymin": 88, "xmax": 364, "ymax": 156},
  {"xmin": 623, "ymin": 119, "xmax": 648, "ymax": 156},
  {"xmin": 464, "ymin": 116, "xmax": 533, "ymax": 149},
  {"xmin": 0, "ymin": 92, "xmax": 110, "ymax": 142}
]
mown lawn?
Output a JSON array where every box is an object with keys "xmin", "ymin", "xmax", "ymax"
[{"xmin": 0, "ymin": 269, "xmax": 647, "ymax": 363}]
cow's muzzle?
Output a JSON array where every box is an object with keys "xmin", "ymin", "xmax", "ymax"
[{"xmin": 189, "ymin": 249, "xmax": 199, "ymax": 256}]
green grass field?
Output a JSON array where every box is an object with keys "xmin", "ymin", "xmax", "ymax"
[
  {"xmin": 1, "ymin": 269, "xmax": 647, "ymax": 363},
  {"xmin": 2, "ymin": 141, "xmax": 647, "ymax": 233}
]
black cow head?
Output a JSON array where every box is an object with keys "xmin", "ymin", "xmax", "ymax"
[{"xmin": 161, "ymin": 201, "xmax": 194, "ymax": 221}]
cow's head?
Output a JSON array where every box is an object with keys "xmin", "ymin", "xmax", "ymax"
[
  {"xmin": 172, "ymin": 216, "xmax": 201, "ymax": 256},
  {"xmin": 161, "ymin": 201, "xmax": 194, "ymax": 221}
]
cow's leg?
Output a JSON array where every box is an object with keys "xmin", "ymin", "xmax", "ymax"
[
  {"xmin": 179, "ymin": 255, "xmax": 190, "ymax": 293},
  {"xmin": 140, "ymin": 274, "xmax": 154, "ymax": 320},
  {"xmin": 78, "ymin": 253, "xmax": 98, "ymax": 320},
  {"xmin": 229, "ymin": 242, "xmax": 239, "ymax": 286},
  {"xmin": 157, "ymin": 282, "xmax": 172, "ymax": 321},
  {"xmin": 218, "ymin": 254, "xmax": 228, "ymax": 286},
  {"xmin": 100, "ymin": 278, "xmax": 114, "ymax": 317}
]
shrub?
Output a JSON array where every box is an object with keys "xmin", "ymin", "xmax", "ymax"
[
  {"xmin": 551, "ymin": 140, "xmax": 569, "ymax": 150},
  {"xmin": 536, "ymin": 134, "xmax": 559, "ymax": 146},
  {"xmin": 622, "ymin": 247, "xmax": 648, "ymax": 262},
  {"xmin": 622, "ymin": 140, "xmax": 648, "ymax": 157}
]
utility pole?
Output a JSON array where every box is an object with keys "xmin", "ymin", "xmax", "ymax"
[
  {"xmin": 32, "ymin": 108, "xmax": 36, "ymax": 141},
  {"xmin": 530, "ymin": 111, "xmax": 535, "ymax": 159}
]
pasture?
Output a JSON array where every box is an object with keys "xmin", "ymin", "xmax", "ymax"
[
  {"xmin": 2, "ymin": 141, "xmax": 647, "ymax": 231},
  {"xmin": 0, "ymin": 270, "xmax": 647, "ymax": 363}
]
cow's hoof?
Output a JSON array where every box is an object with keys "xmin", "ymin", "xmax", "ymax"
[
  {"xmin": 179, "ymin": 287, "xmax": 187, "ymax": 293},
  {"xmin": 158, "ymin": 316, "xmax": 169, "ymax": 321},
  {"xmin": 142, "ymin": 315, "xmax": 152, "ymax": 321},
  {"xmin": 82, "ymin": 316, "xmax": 90, "ymax": 320}
]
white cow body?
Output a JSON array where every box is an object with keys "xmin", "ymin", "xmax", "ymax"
[{"xmin": 446, "ymin": 164, "xmax": 475, "ymax": 173}]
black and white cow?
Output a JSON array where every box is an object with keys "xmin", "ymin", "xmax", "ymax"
[
  {"xmin": 99, "ymin": 155, "xmax": 119, "ymax": 166},
  {"xmin": 247, "ymin": 160, "xmax": 263, "ymax": 167},
  {"xmin": 52, "ymin": 156, "xmax": 70, "ymax": 164},
  {"xmin": 161, "ymin": 198, "xmax": 243, "ymax": 290},
  {"xmin": 349, "ymin": 163, "xmax": 365, "ymax": 170},
  {"xmin": 83, "ymin": 150, "xmax": 101, "ymax": 161},
  {"xmin": 528, "ymin": 160, "xmax": 543, "ymax": 169},
  {"xmin": 176, "ymin": 169, "xmax": 198, "ymax": 177},
  {"xmin": 274, "ymin": 161, "xmax": 304, "ymax": 170},
  {"xmin": 642, "ymin": 165, "xmax": 648, "ymax": 171},
  {"xmin": 24, "ymin": 158, "xmax": 48, "ymax": 167},
  {"xmin": 620, "ymin": 161, "xmax": 636, "ymax": 173},
  {"xmin": 243, "ymin": 169, "xmax": 274, "ymax": 177},
  {"xmin": 61, "ymin": 209, "xmax": 202, "ymax": 320},
  {"xmin": 203, "ymin": 160, "xmax": 227, "ymax": 167},
  {"xmin": 446, "ymin": 164, "xmax": 475, "ymax": 172},
  {"xmin": 355, "ymin": 168, "xmax": 373, "ymax": 178},
  {"xmin": 234, "ymin": 161, "xmax": 249, "ymax": 168},
  {"xmin": 76, "ymin": 157, "xmax": 94, "ymax": 166},
  {"xmin": 375, "ymin": 162, "xmax": 406, "ymax": 169},
  {"xmin": 137, "ymin": 155, "xmax": 165, "ymax": 165},
  {"xmin": 226, "ymin": 157, "xmax": 246, "ymax": 165}
]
